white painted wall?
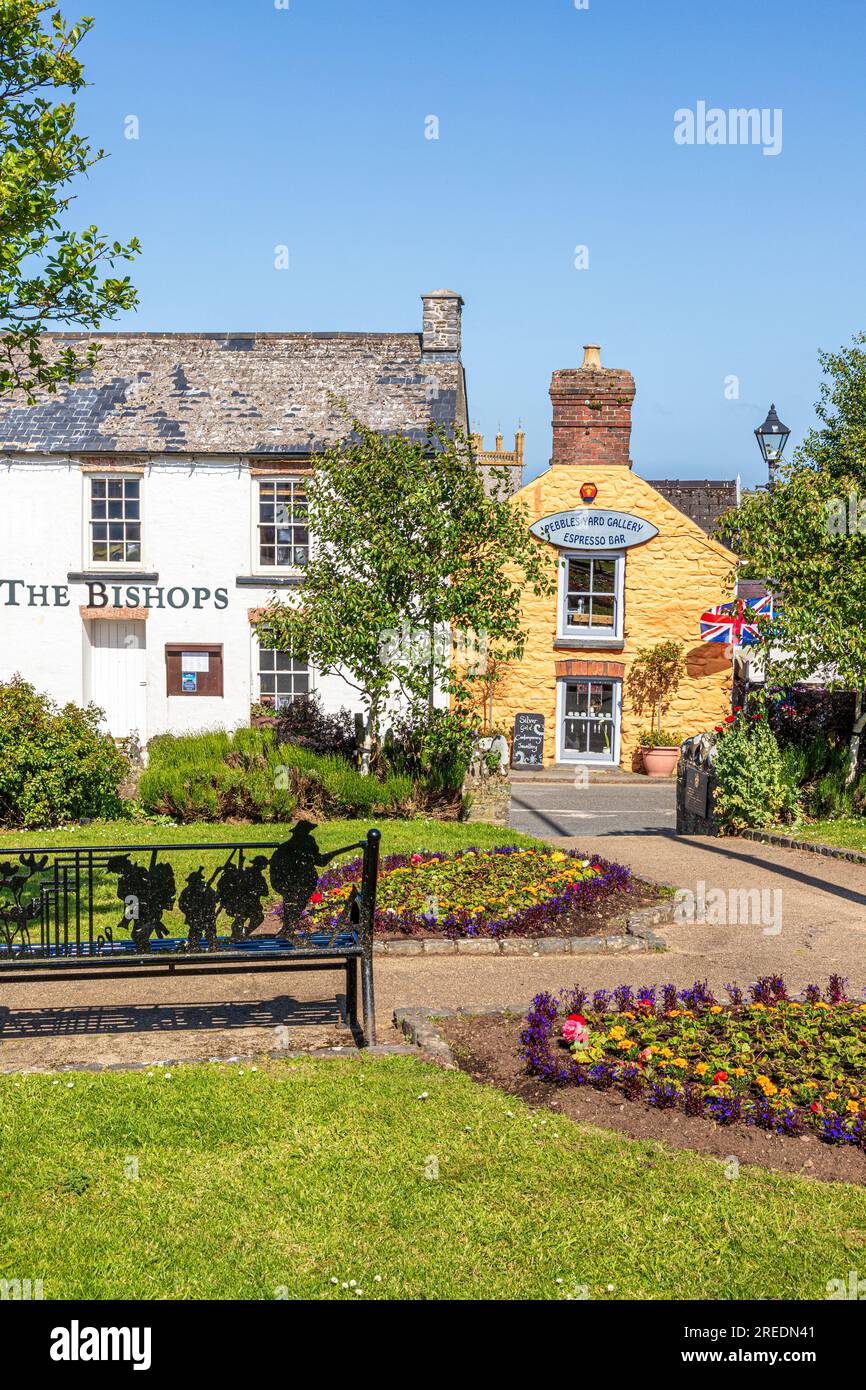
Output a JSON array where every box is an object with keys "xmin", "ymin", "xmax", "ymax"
[{"xmin": 0, "ymin": 456, "xmax": 374, "ymax": 740}]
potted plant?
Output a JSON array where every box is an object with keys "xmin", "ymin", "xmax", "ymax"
[
  {"xmin": 638, "ymin": 726, "xmax": 685, "ymax": 776},
  {"xmin": 627, "ymin": 641, "xmax": 687, "ymax": 775}
]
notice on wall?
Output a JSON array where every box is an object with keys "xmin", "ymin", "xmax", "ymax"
[
  {"xmin": 511, "ymin": 712, "xmax": 545, "ymax": 768},
  {"xmin": 181, "ymin": 672, "xmax": 198, "ymax": 693},
  {"xmin": 181, "ymin": 652, "xmax": 210, "ymax": 671}
]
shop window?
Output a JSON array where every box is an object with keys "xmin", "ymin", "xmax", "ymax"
[
  {"xmin": 559, "ymin": 555, "xmax": 623, "ymax": 637},
  {"xmin": 258, "ymin": 646, "xmax": 309, "ymax": 709},
  {"xmin": 165, "ymin": 644, "xmax": 223, "ymax": 696},
  {"xmin": 90, "ymin": 476, "xmax": 141, "ymax": 564},
  {"xmin": 558, "ymin": 678, "xmax": 620, "ymax": 763},
  {"xmin": 257, "ymin": 478, "xmax": 308, "ymax": 569}
]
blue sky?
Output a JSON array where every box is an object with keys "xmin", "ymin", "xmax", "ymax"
[{"xmin": 70, "ymin": 0, "xmax": 865, "ymax": 484}]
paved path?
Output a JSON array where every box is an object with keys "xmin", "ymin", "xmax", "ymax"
[{"xmin": 2, "ymin": 805, "xmax": 865, "ymax": 1069}]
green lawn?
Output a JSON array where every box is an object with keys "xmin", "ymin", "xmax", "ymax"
[
  {"xmin": 0, "ymin": 816, "xmax": 542, "ymax": 857},
  {"xmin": 0, "ymin": 818, "xmax": 544, "ymax": 942},
  {"xmin": 1, "ymin": 1056, "xmax": 864, "ymax": 1300},
  {"xmin": 776, "ymin": 817, "xmax": 866, "ymax": 855}
]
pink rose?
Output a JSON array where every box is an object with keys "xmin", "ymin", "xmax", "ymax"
[{"xmin": 563, "ymin": 1016, "xmax": 589, "ymax": 1047}]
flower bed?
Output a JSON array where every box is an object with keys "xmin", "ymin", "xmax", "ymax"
[
  {"xmin": 294, "ymin": 846, "xmax": 634, "ymax": 939},
  {"xmin": 520, "ymin": 975, "xmax": 866, "ymax": 1146}
]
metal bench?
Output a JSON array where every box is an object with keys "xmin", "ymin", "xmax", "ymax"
[{"xmin": 0, "ymin": 824, "xmax": 381, "ymax": 1046}]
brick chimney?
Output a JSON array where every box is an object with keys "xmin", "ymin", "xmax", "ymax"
[
  {"xmin": 421, "ymin": 289, "xmax": 463, "ymax": 356},
  {"xmin": 550, "ymin": 344, "xmax": 636, "ymax": 468}
]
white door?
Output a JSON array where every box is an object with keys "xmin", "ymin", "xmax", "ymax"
[{"xmin": 89, "ymin": 620, "xmax": 147, "ymax": 740}]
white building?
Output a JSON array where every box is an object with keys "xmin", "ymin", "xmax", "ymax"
[{"xmin": 0, "ymin": 291, "xmax": 507, "ymax": 743}]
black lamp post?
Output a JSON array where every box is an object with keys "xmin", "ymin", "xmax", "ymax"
[{"xmin": 754, "ymin": 403, "xmax": 791, "ymax": 482}]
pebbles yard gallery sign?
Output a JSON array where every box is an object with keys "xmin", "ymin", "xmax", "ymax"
[
  {"xmin": 0, "ymin": 579, "xmax": 229, "ymax": 609},
  {"xmin": 530, "ymin": 508, "xmax": 658, "ymax": 550}
]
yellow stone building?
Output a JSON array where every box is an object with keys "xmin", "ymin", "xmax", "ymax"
[{"xmin": 495, "ymin": 347, "xmax": 737, "ymax": 770}]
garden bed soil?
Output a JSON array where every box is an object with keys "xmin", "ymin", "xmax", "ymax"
[{"xmin": 441, "ymin": 1012, "xmax": 866, "ymax": 1187}]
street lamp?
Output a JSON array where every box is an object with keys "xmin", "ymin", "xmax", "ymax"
[{"xmin": 754, "ymin": 403, "xmax": 791, "ymax": 480}]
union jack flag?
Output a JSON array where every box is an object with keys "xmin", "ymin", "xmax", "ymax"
[{"xmin": 699, "ymin": 595, "xmax": 774, "ymax": 647}]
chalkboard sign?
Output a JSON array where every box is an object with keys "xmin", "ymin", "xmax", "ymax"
[{"xmin": 511, "ymin": 712, "xmax": 545, "ymax": 768}]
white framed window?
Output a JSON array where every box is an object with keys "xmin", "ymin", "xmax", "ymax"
[
  {"xmin": 556, "ymin": 676, "xmax": 621, "ymax": 764},
  {"xmin": 88, "ymin": 476, "xmax": 142, "ymax": 564},
  {"xmin": 558, "ymin": 553, "xmax": 624, "ymax": 638},
  {"xmin": 257, "ymin": 644, "xmax": 310, "ymax": 710},
  {"xmin": 256, "ymin": 477, "xmax": 308, "ymax": 570}
]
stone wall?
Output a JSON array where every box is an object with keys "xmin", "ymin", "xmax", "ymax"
[{"xmin": 462, "ymin": 773, "xmax": 511, "ymax": 825}]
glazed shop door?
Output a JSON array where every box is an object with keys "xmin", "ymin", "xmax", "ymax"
[
  {"xmin": 558, "ymin": 678, "xmax": 620, "ymax": 764},
  {"xmin": 89, "ymin": 620, "xmax": 147, "ymax": 740}
]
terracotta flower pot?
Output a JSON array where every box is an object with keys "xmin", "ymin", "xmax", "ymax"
[{"xmin": 641, "ymin": 746, "xmax": 680, "ymax": 777}]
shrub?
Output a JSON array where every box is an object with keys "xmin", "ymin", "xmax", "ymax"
[
  {"xmin": 276, "ymin": 692, "xmax": 357, "ymax": 761},
  {"xmin": 138, "ymin": 726, "xmax": 425, "ymax": 822},
  {"xmin": 713, "ymin": 706, "xmax": 798, "ymax": 832},
  {"xmin": 763, "ymin": 686, "xmax": 856, "ymax": 753},
  {"xmin": 0, "ymin": 676, "xmax": 128, "ymax": 828},
  {"xmin": 383, "ymin": 709, "xmax": 474, "ymax": 798},
  {"xmin": 801, "ymin": 751, "xmax": 866, "ymax": 820}
]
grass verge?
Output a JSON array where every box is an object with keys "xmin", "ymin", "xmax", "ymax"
[{"xmin": 779, "ymin": 817, "xmax": 866, "ymax": 855}]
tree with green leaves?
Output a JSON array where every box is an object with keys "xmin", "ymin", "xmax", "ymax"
[
  {"xmin": 716, "ymin": 333, "xmax": 866, "ymax": 780},
  {"xmin": 0, "ymin": 0, "xmax": 139, "ymax": 398},
  {"xmin": 255, "ymin": 413, "xmax": 554, "ymax": 769},
  {"xmin": 626, "ymin": 639, "xmax": 686, "ymax": 741}
]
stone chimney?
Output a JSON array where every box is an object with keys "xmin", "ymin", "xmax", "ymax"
[
  {"xmin": 550, "ymin": 344, "xmax": 636, "ymax": 468},
  {"xmin": 421, "ymin": 289, "xmax": 463, "ymax": 356}
]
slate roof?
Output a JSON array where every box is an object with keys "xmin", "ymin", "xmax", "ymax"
[
  {"xmin": 646, "ymin": 478, "xmax": 738, "ymax": 536},
  {"xmin": 0, "ymin": 331, "xmax": 466, "ymax": 455}
]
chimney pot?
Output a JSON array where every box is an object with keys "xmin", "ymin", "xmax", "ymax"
[{"xmin": 581, "ymin": 344, "xmax": 602, "ymax": 370}]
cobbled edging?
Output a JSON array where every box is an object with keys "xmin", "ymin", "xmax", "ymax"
[
  {"xmin": 373, "ymin": 899, "xmax": 673, "ymax": 957},
  {"xmin": 740, "ymin": 828, "xmax": 866, "ymax": 866}
]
